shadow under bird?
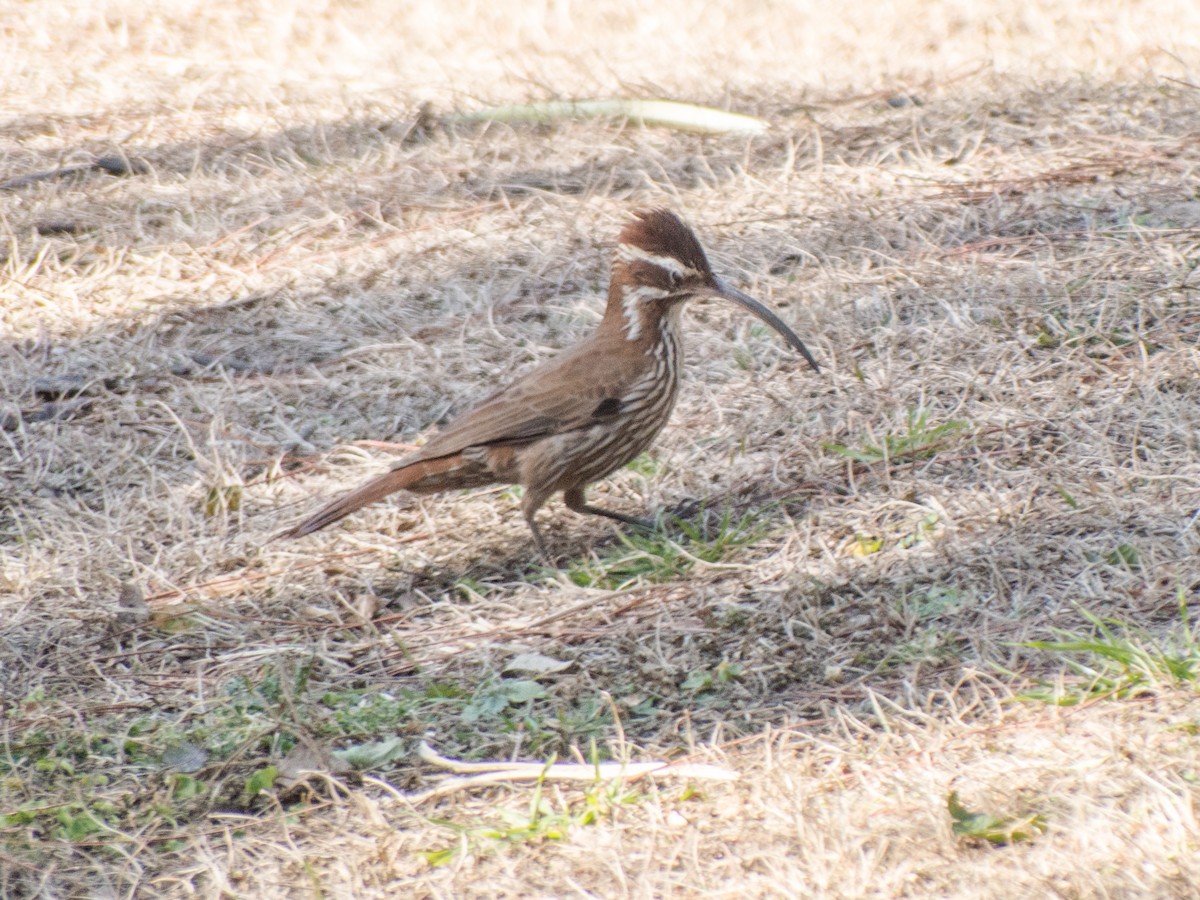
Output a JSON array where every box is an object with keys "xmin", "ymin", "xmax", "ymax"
[{"xmin": 282, "ymin": 209, "xmax": 820, "ymax": 556}]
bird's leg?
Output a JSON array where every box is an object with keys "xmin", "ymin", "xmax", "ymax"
[
  {"xmin": 521, "ymin": 486, "xmax": 555, "ymax": 561},
  {"xmin": 526, "ymin": 517, "xmax": 551, "ymax": 561},
  {"xmin": 563, "ymin": 486, "xmax": 656, "ymax": 531}
]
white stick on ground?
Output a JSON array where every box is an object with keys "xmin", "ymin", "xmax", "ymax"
[{"xmin": 396, "ymin": 741, "xmax": 738, "ymax": 803}]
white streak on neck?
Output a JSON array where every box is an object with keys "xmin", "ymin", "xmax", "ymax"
[{"xmin": 621, "ymin": 284, "xmax": 669, "ymax": 341}]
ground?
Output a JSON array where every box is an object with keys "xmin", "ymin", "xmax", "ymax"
[{"xmin": 3, "ymin": 1, "xmax": 1200, "ymax": 896}]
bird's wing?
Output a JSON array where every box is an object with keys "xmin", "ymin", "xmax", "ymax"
[{"xmin": 405, "ymin": 340, "xmax": 641, "ymax": 463}]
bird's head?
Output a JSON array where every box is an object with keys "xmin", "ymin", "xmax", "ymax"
[{"xmin": 605, "ymin": 209, "xmax": 819, "ymax": 372}]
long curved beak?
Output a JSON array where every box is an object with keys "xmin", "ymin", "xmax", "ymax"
[{"xmin": 703, "ymin": 279, "xmax": 820, "ymax": 373}]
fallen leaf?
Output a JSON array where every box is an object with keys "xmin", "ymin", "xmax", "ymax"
[{"xmin": 503, "ymin": 652, "xmax": 573, "ymax": 676}]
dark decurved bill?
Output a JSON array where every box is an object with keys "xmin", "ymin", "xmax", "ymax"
[{"xmin": 706, "ymin": 279, "xmax": 820, "ymax": 373}]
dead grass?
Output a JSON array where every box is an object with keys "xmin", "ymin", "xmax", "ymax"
[{"xmin": 3, "ymin": 0, "xmax": 1200, "ymax": 896}]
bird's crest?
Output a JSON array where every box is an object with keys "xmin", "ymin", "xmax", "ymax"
[
  {"xmin": 608, "ymin": 209, "xmax": 718, "ymax": 340},
  {"xmin": 614, "ymin": 208, "xmax": 713, "ymax": 282}
]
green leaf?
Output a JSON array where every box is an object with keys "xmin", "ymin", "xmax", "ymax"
[
  {"xmin": 3, "ymin": 805, "xmax": 43, "ymax": 827},
  {"xmin": 333, "ymin": 736, "xmax": 407, "ymax": 770},
  {"xmin": 823, "ymin": 441, "xmax": 885, "ymax": 463},
  {"xmin": 715, "ymin": 661, "xmax": 744, "ymax": 683},
  {"xmin": 1104, "ymin": 543, "xmax": 1140, "ymax": 570},
  {"xmin": 244, "ymin": 766, "xmax": 278, "ymax": 798},
  {"xmin": 948, "ymin": 791, "xmax": 1046, "ymax": 845},
  {"xmin": 681, "ymin": 671, "xmax": 714, "ymax": 692},
  {"xmin": 422, "ymin": 846, "xmax": 459, "ymax": 867},
  {"xmin": 203, "ymin": 484, "xmax": 242, "ymax": 517},
  {"xmin": 169, "ymin": 773, "xmax": 206, "ymax": 800},
  {"xmin": 851, "ymin": 535, "xmax": 884, "ymax": 556},
  {"xmin": 57, "ymin": 807, "xmax": 103, "ymax": 842},
  {"xmin": 1055, "ymin": 486, "xmax": 1079, "ymax": 509},
  {"xmin": 503, "ymin": 680, "xmax": 548, "ymax": 703},
  {"xmin": 462, "ymin": 678, "xmax": 548, "ymax": 722}
]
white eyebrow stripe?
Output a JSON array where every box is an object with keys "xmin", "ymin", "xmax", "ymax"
[{"xmin": 616, "ymin": 243, "xmax": 703, "ymax": 279}]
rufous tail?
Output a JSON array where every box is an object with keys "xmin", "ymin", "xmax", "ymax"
[{"xmin": 279, "ymin": 455, "xmax": 466, "ymax": 539}]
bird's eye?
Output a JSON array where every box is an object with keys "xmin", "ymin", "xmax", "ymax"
[{"xmin": 669, "ymin": 271, "xmax": 683, "ymax": 290}]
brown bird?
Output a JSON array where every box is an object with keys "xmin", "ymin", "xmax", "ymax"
[{"xmin": 282, "ymin": 209, "xmax": 819, "ymax": 556}]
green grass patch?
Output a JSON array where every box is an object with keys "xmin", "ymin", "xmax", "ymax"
[
  {"xmin": 948, "ymin": 791, "xmax": 1047, "ymax": 846},
  {"xmin": 824, "ymin": 408, "xmax": 969, "ymax": 466},
  {"xmin": 1018, "ymin": 590, "xmax": 1200, "ymax": 704},
  {"xmin": 421, "ymin": 756, "xmax": 651, "ymax": 865},
  {"xmin": 565, "ymin": 507, "xmax": 765, "ymax": 590}
]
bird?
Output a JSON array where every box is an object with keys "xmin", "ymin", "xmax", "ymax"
[{"xmin": 281, "ymin": 209, "xmax": 819, "ymax": 557}]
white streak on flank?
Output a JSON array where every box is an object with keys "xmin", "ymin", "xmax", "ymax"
[
  {"xmin": 621, "ymin": 284, "xmax": 669, "ymax": 341},
  {"xmin": 616, "ymin": 242, "xmax": 702, "ymax": 280}
]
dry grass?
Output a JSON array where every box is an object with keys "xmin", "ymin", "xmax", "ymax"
[{"xmin": 4, "ymin": 0, "xmax": 1200, "ymax": 896}]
